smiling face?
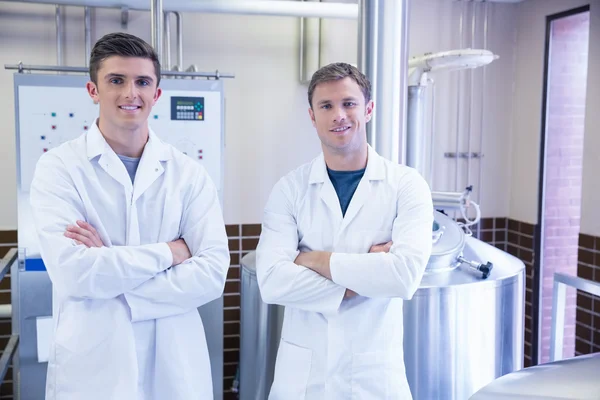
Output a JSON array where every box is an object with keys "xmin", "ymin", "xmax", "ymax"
[
  {"xmin": 86, "ymin": 55, "xmax": 162, "ymax": 134},
  {"xmin": 308, "ymin": 76, "xmax": 374, "ymax": 157}
]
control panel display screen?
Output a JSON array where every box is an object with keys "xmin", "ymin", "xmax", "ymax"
[{"xmin": 171, "ymin": 96, "xmax": 204, "ymax": 121}]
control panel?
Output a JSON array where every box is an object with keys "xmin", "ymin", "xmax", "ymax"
[{"xmin": 16, "ymin": 76, "xmax": 223, "ymax": 193}]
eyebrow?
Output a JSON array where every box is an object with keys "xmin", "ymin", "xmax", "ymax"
[
  {"xmin": 317, "ymin": 97, "xmax": 359, "ymax": 106},
  {"xmin": 105, "ymin": 73, "xmax": 154, "ymax": 82}
]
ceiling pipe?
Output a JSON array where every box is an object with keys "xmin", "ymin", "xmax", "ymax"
[{"xmin": 3, "ymin": 0, "xmax": 358, "ymax": 19}]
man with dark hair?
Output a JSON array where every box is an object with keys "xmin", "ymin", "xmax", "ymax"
[
  {"xmin": 256, "ymin": 62, "xmax": 433, "ymax": 399},
  {"xmin": 30, "ymin": 32, "xmax": 229, "ymax": 399}
]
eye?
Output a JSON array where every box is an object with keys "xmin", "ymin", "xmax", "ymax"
[
  {"xmin": 137, "ymin": 79, "xmax": 150, "ymax": 87},
  {"xmin": 320, "ymin": 104, "xmax": 332, "ymax": 110},
  {"xmin": 109, "ymin": 78, "xmax": 123, "ymax": 84},
  {"xmin": 344, "ymin": 102, "xmax": 357, "ymax": 107}
]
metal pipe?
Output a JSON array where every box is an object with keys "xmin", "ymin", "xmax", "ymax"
[
  {"xmin": 0, "ymin": 305, "xmax": 11, "ymax": 319},
  {"xmin": 358, "ymin": 0, "xmax": 410, "ymax": 164},
  {"xmin": 299, "ymin": 0, "xmax": 321, "ymax": 84},
  {"xmin": 84, "ymin": 7, "xmax": 91, "ymax": 67},
  {"xmin": 431, "ymin": 191, "xmax": 467, "ymax": 210},
  {"xmin": 55, "ymin": 5, "xmax": 63, "ymax": 67},
  {"xmin": 455, "ymin": 1, "xmax": 465, "ymax": 193},
  {"xmin": 467, "ymin": 1, "xmax": 476, "ymax": 189},
  {"xmin": 477, "ymin": 1, "xmax": 489, "ymax": 238},
  {"xmin": 3, "ymin": 0, "xmax": 358, "ymax": 18},
  {"xmin": 164, "ymin": 11, "xmax": 171, "ymax": 70},
  {"xmin": 4, "ymin": 63, "xmax": 235, "ymax": 78},
  {"xmin": 0, "ymin": 335, "xmax": 19, "ymax": 383},
  {"xmin": 550, "ymin": 273, "xmax": 600, "ymax": 362},
  {"xmin": 175, "ymin": 11, "xmax": 183, "ymax": 69},
  {"xmin": 151, "ymin": 0, "xmax": 163, "ymax": 65},
  {"xmin": 406, "ymin": 85, "xmax": 426, "ymax": 175},
  {"xmin": 428, "ymin": 79, "xmax": 436, "ymax": 186}
]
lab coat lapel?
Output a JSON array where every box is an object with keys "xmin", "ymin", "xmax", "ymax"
[
  {"xmin": 309, "ymin": 153, "xmax": 343, "ymax": 219},
  {"xmin": 132, "ymin": 129, "xmax": 170, "ymax": 204},
  {"xmin": 86, "ymin": 122, "xmax": 133, "ymax": 191},
  {"xmin": 339, "ymin": 145, "xmax": 385, "ymax": 232}
]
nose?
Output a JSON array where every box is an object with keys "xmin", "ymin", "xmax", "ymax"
[
  {"xmin": 333, "ymin": 107, "xmax": 347, "ymax": 123},
  {"xmin": 123, "ymin": 81, "xmax": 138, "ymax": 100}
]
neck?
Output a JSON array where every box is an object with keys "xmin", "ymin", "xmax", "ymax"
[
  {"xmin": 323, "ymin": 143, "xmax": 368, "ymax": 171},
  {"xmin": 97, "ymin": 117, "xmax": 148, "ymax": 158}
]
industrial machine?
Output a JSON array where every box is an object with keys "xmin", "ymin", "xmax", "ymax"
[{"xmin": 11, "ymin": 73, "xmax": 225, "ymax": 399}]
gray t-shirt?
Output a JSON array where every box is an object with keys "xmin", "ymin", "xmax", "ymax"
[{"xmin": 117, "ymin": 154, "xmax": 141, "ymax": 183}]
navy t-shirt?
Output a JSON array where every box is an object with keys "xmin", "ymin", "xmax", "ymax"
[{"xmin": 326, "ymin": 167, "xmax": 366, "ymax": 216}]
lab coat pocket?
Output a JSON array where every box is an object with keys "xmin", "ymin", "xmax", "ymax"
[
  {"xmin": 54, "ymin": 300, "xmax": 119, "ymax": 355},
  {"xmin": 351, "ymin": 351, "xmax": 389, "ymax": 399},
  {"xmin": 269, "ymin": 340, "xmax": 312, "ymax": 400}
]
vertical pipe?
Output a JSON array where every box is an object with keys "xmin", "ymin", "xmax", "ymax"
[
  {"xmin": 477, "ymin": 1, "xmax": 489, "ymax": 239},
  {"xmin": 455, "ymin": 1, "xmax": 464, "ymax": 192},
  {"xmin": 55, "ymin": 5, "xmax": 63, "ymax": 67},
  {"xmin": 428, "ymin": 79, "xmax": 436, "ymax": 186},
  {"xmin": 151, "ymin": 0, "xmax": 163, "ymax": 65},
  {"xmin": 406, "ymin": 86, "xmax": 426, "ymax": 175},
  {"xmin": 84, "ymin": 7, "xmax": 91, "ymax": 67},
  {"xmin": 357, "ymin": 0, "xmax": 377, "ymax": 146},
  {"xmin": 175, "ymin": 12, "xmax": 183, "ymax": 69},
  {"xmin": 467, "ymin": 1, "xmax": 476, "ymax": 189},
  {"xmin": 164, "ymin": 11, "xmax": 171, "ymax": 70},
  {"xmin": 358, "ymin": 0, "xmax": 409, "ymax": 164}
]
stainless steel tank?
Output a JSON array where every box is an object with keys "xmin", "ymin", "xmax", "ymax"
[
  {"xmin": 404, "ymin": 211, "xmax": 525, "ymax": 400},
  {"xmin": 239, "ymin": 252, "xmax": 284, "ymax": 400},
  {"xmin": 470, "ymin": 352, "xmax": 600, "ymax": 399}
]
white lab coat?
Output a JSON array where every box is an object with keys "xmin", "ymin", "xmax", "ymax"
[
  {"xmin": 256, "ymin": 145, "xmax": 433, "ymax": 400},
  {"xmin": 30, "ymin": 122, "xmax": 230, "ymax": 400}
]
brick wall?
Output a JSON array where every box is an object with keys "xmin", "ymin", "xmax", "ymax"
[
  {"xmin": 0, "ymin": 232, "xmax": 16, "ymax": 400},
  {"xmin": 1, "ymin": 218, "xmax": 598, "ymax": 399},
  {"xmin": 575, "ymin": 234, "xmax": 600, "ymax": 355},
  {"xmin": 538, "ymin": 10, "xmax": 590, "ymax": 364},
  {"xmin": 223, "ymin": 224, "xmax": 261, "ymax": 399}
]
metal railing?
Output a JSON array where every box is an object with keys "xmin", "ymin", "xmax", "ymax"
[
  {"xmin": 550, "ymin": 272, "xmax": 600, "ymax": 362},
  {"xmin": 0, "ymin": 249, "xmax": 18, "ymax": 382}
]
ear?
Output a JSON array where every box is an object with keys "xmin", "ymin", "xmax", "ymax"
[
  {"xmin": 308, "ymin": 107, "xmax": 317, "ymax": 128},
  {"xmin": 152, "ymin": 87, "xmax": 162, "ymax": 105},
  {"xmin": 86, "ymin": 81, "xmax": 100, "ymax": 105},
  {"xmin": 365, "ymin": 99, "xmax": 374, "ymax": 123}
]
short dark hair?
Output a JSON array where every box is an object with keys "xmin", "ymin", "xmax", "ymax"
[
  {"xmin": 307, "ymin": 62, "xmax": 371, "ymax": 108},
  {"xmin": 89, "ymin": 32, "xmax": 161, "ymax": 86}
]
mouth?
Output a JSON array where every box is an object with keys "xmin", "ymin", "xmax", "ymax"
[
  {"xmin": 330, "ymin": 126, "xmax": 351, "ymax": 134},
  {"xmin": 118, "ymin": 105, "xmax": 142, "ymax": 113}
]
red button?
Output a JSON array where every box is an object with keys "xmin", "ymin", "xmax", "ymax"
[
  {"xmin": 198, "ymin": 149, "xmax": 203, "ymax": 153},
  {"xmin": 51, "ymin": 125, "xmax": 56, "ymax": 130},
  {"xmin": 84, "ymin": 126, "xmax": 88, "ymax": 130},
  {"xmin": 198, "ymin": 155, "xmax": 203, "ymax": 160},
  {"xmin": 43, "ymin": 148, "xmax": 48, "ymax": 152}
]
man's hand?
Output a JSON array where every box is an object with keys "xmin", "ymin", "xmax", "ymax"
[
  {"xmin": 369, "ymin": 241, "xmax": 393, "ymax": 253},
  {"xmin": 295, "ymin": 251, "xmax": 332, "ymax": 280},
  {"xmin": 167, "ymin": 239, "xmax": 192, "ymax": 266},
  {"xmin": 65, "ymin": 220, "xmax": 191, "ymax": 267},
  {"xmin": 65, "ymin": 220, "xmax": 104, "ymax": 248}
]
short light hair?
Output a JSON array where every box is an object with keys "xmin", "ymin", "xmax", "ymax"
[{"xmin": 307, "ymin": 62, "xmax": 371, "ymax": 108}]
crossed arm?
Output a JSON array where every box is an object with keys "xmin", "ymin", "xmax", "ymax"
[
  {"xmin": 256, "ymin": 172, "xmax": 432, "ymax": 315},
  {"xmin": 31, "ymin": 153, "xmax": 229, "ymax": 321}
]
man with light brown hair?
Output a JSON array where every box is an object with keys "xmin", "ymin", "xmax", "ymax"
[{"xmin": 256, "ymin": 62, "xmax": 433, "ymax": 399}]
